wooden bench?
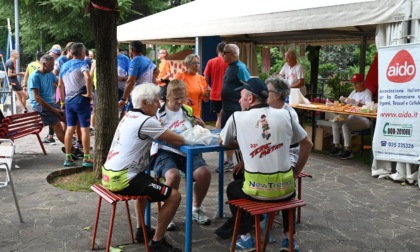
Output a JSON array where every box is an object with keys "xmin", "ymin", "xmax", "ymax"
[
  {"xmin": 0, "ymin": 112, "xmax": 46, "ymax": 155},
  {"xmin": 228, "ymin": 198, "xmax": 305, "ymax": 252},
  {"xmin": 90, "ymin": 184, "xmax": 150, "ymax": 252}
]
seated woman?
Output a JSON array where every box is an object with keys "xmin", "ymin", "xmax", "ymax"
[
  {"xmin": 152, "ymin": 79, "xmax": 212, "ymax": 229},
  {"xmin": 175, "ymin": 54, "xmax": 210, "ymax": 118},
  {"xmin": 329, "ymin": 73, "xmax": 372, "ymax": 159}
]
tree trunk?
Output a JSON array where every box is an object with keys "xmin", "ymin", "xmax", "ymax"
[
  {"xmin": 89, "ymin": 1, "xmax": 119, "ymax": 178},
  {"xmin": 308, "ymin": 46, "xmax": 321, "ymax": 94}
]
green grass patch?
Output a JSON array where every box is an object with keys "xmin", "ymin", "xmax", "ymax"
[{"xmin": 51, "ymin": 169, "xmax": 101, "ymax": 192}]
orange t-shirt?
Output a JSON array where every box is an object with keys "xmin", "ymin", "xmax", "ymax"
[
  {"xmin": 157, "ymin": 59, "xmax": 171, "ymax": 86},
  {"xmin": 175, "ymin": 72, "xmax": 208, "ymax": 118}
]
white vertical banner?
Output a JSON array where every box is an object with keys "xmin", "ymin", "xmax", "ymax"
[{"xmin": 373, "ymin": 43, "xmax": 420, "ymax": 164}]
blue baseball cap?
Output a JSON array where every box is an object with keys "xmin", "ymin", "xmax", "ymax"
[
  {"xmin": 48, "ymin": 48, "xmax": 61, "ymax": 56},
  {"xmin": 236, "ymin": 78, "xmax": 268, "ymax": 99}
]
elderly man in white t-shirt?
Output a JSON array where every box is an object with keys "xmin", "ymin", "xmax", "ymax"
[
  {"xmin": 329, "ymin": 73, "xmax": 372, "ymax": 159},
  {"xmin": 279, "ymin": 49, "xmax": 306, "ymax": 96}
]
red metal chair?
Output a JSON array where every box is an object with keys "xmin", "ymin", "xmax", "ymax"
[
  {"xmin": 90, "ymin": 184, "xmax": 150, "ymax": 252},
  {"xmin": 228, "ymin": 198, "xmax": 305, "ymax": 252}
]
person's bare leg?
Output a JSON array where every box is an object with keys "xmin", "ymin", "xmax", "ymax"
[
  {"xmin": 81, "ymin": 127, "xmax": 90, "ymax": 155},
  {"xmin": 134, "ymin": 198, "xmax": 148, "ymax": 228},
  {"xmin": 163, "ymin": 168, "xmax": 181, "ymax": 190},
  {"xmin": 226, "ymin": 150, "xmax": 234, "ymax": 163},
  {"xmin": 153, "ymin": 189, "xmax": 181, "ymax": 241},
  {"xmin": 76, "ymin": 122, "xmax": 82, "ymax": 146},
  {"xmin": 52, "ymin": 122, "xmax": 65, "ymax": 144},
  {"xmin": 215, "ymin": 112, "xmax": 221, "ymax": 129},
  {"xmin": 91, "ymin": 108, "xmax": 96, "ymax": 129},
  {"xmin": 65, "ymin": 126, "xmax": 76, "ymax": 155},
  {"xmin": 15, "ymin": 91, "xmax": 26, "ymax": 112},
  {"xmin": 193, "ymin": 166, "xmax": 211, "ymax": 207}
]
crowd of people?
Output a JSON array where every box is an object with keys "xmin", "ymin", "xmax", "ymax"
[
  {"xmin": 4, "ymin": 41, "xmax": 372, "ymax": 251},
  {"xmin": 101, "ymin": 41, "xmax": 315, "ymax": 252}
]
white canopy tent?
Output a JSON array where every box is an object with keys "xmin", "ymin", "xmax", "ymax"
[{"xmin": 117, "ymin": 0, "xmax": 413, "ymax": 46}]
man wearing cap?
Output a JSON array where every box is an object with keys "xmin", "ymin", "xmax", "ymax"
[
  {"xmin": 48, "ymin": 47, "xmax": 61, "ymax": 60},
  {"xmin": 279, "ymin": 49, "xmax": 306, "ymax": 96},
  {"xmin": 329, "ymin": 73, "xmax": 372, "ymax": 159},
  {"xmin": 215, "ymin": 78, "xmax": 312, "ymax": 251},
  {"xmin": 220, "ymin": 43, "xmax": 250, "ymax": 171},
  {"xmin": 41, "ymin": 45, "xmax": 62, "ymax": 144}
]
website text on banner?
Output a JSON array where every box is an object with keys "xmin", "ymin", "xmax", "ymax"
[{"xmin": 373, "ymin": 43, "xmax": 420, "ymax": 164}]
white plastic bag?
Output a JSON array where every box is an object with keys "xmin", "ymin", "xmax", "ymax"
[{"xmin": 180, "ymin": 125, "xmax": 213, "ymax": 145}]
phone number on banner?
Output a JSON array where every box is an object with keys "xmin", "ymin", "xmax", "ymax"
[{"xmin": 381, "ymin": 141, "xmax": 415, "ymax": 149}]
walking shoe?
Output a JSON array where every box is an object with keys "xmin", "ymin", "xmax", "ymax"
[
  {"xmin": 42, "ymin": 135, "xmax": 56, "ymax": 145},
  {"xmin": 192, "ymin": 209, "xmax": 211, "ymax": 225},
  {"xmin": 280, "ymin": 237, "xmax": 299, "ymax": 252},
  {"xmin": 234, "ymin": 236, "xmax": 256, "ymax": 252},
  {"xmin": 214, "ymin": 217, "xmax": 235, "ymax": 239},
  {"xmin": 63, "ymin": 158, "xmax": 75, "ymax": 167},
  {"xmin": 339, "ymin": 149, "xmax": 353, "ymax": 160},
  {"xmin": 73, "ymin": 148, "xmax": 85, "ymax": 159},
  {"xmin": 61, "ymin": 147, "xmax": 79, "ymax": 160},
  {"xmin": 166, "ymin": 222, "xmax": 176, "ymax": 231},
  {"xmin": 135, "ymin": 226, "xmax": 155, "ymax": 243},
  {"xmin": 149, "ymin": 238, "xmax": 181, "ymax": 252},
  {"xmin": 216, "ymin": 161, "xmax": 234, "ymax": 173},
  {"xmin": 328, "ymin": 146, "xmax": 340, "ymax": 156},
  {"xmin": 82, "ymin": 158, "xmax": 94, "ymax": 167}
]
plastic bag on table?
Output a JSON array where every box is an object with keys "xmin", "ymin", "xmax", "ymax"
[{"xmin": 180, "ymin": 125, "xmax": 213, "ymax": 145}]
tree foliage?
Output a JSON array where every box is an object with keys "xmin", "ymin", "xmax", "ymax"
[{"xmin": 0, "ymin": 0, "xmax": 176, "ymax": 56}]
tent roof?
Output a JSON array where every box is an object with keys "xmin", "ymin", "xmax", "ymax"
[{"xmin": 117, "ymin": 0, "xmax": 412, "ymax": 46}]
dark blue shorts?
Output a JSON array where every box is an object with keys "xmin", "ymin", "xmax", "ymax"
[
  {"xmin": 65, "ymin": 102, "xmax": 91, "ymax": 127},
  {"xmin": 153, "ymin": 150, "xmax": 207, "ymax": 179},
  {"xmin": 32, "ymin": 103, "xmax": 61, "ymax": 126}
]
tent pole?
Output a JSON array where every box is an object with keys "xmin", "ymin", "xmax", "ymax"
[{"xmin": 359, "ymin": 35, "xmax": 367, "ymax": 77}]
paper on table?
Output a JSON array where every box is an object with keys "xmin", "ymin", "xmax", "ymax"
[{"xmin": 289, "ymin": 88, "xmax": 310, "ymax": 104}]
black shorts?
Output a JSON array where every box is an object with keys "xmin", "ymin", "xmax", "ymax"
[
  {"xmin": 11, "ymin": 83, "xmax": 23, "ymax": 91},
  {"xmin": 210, "ymin": 100, "xmax": 222, "ymax": 113},
  {"xmin": 118, "ymin": 172, "xmax": 172, "ymax": 203},
  {"xmin": 221, "ymin": 109, "xmax": 236, "ymax": 128}
]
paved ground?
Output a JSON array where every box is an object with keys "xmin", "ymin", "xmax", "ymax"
[{"xmin": 1, "ymin": 127, "xmax": 420, "ymax": 252}]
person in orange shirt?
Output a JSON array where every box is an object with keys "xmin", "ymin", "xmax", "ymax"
[
  {"xmin": 156, "ymin": 49, "xmax": 171, "ymax": 102},
  {"xmin": 175, "ymin": 54, "xmax": 210, "ymax": 118}
]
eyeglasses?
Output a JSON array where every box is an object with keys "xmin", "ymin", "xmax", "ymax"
[{"xmin": 223, "ymin": 51, "xmax": 232, "ymax": 55}]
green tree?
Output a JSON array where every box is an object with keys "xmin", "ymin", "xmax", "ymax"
[{"xmin": 88, "ymin": 0, "xmax": 119, "ymax": 177}]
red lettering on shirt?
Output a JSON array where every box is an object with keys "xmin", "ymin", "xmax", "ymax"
[
  {"xmin": 107, "ymin": 150, "xmax": 119, "ymax": 161},
  {"xmin": 168, "ymin": 119, "xmax": 186, "ymax": 130},
  {"xmin": 125, "ymin": 114, "xmax": 139, "ymax": 119},
  {"xmin": 249, "ymin": 143, "xmax": 283, "ymax": 158}
]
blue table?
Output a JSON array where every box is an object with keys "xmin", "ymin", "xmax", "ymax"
[
  {"xmin": 147, "ymin": 130, "xmax": 227, "ymax": 252},
  {"xmin": 179, "ymin": 136, "xmax": 226, "ymax": 252}
]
